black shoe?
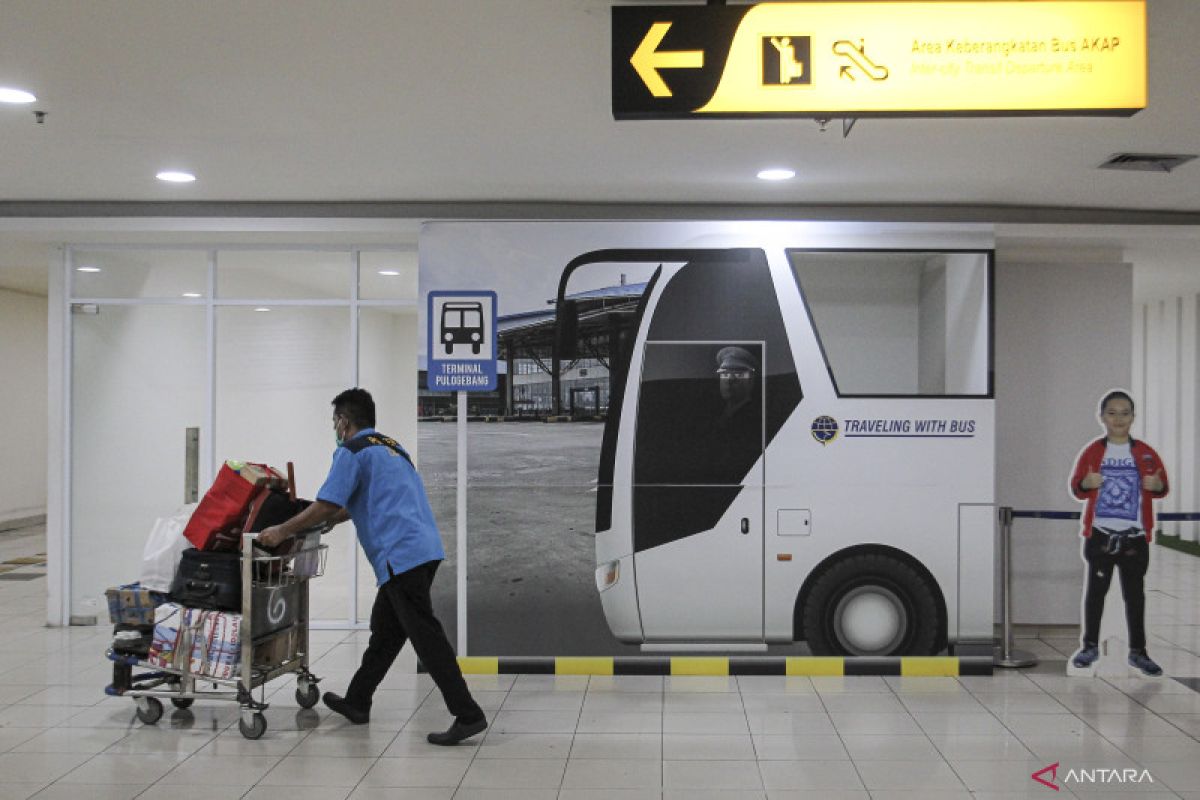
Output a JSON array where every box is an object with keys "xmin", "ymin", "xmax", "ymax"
[
  {"xmin": 323, "ymin": 692, "xmax": 369, "ymax": 724},
  {"xmin": 427, "ymin": 716, "xmax": 487, "ymax": 745},
  {"xmin": 1128, "ymin": 650, "xmax": 1163, "ymax": 677}
]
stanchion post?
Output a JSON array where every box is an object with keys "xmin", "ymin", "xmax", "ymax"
[{"xmin": 995, "ymin": 506, "xmax": 1038, "ymax": 668}]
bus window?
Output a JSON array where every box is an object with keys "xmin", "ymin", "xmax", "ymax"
[
  {"xmin": 633, "ymin": 341, "xmax": 764, "ymax": 553},
  {"xmin": 629, "ymin": 250, "xmax": 801, "ymax": 553},
  {"xmin": 636, "ymin": 342, "xmax": 764, "ymax": 485},
  {"xmin": 642, "ymin": 251, "xmax": 802, "ymax": 449},
  {"xmin": 789, "ymin": 250, "xmax": 991, "ymax": 397}
]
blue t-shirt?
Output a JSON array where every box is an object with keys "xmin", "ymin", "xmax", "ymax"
[
  {"xmin": 1094, "ymin": 441, "xmax": 1141, "ymax": 532},
  {"xmin": 316, "ymin": 429, "xmax": 445, "ymax": 585}
]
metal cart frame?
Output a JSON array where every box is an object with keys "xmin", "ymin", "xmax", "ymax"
[{"xmin": 106, "ymin": 529, "xmax": 329, "ymax": 739}]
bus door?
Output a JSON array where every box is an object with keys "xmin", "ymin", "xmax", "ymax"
[{"xmin": 632, "ymin": 340, "xmax": 765, "ymax": 640}]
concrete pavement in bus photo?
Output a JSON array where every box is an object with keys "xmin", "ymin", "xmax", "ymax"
[{"xmin": 419, "ymin": 420, "xmax": 646, "ymax": 656}]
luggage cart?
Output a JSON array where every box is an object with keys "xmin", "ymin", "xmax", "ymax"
[{"xmin": 106, "ymin": 528, "xmax": 329, "ymax": 739}]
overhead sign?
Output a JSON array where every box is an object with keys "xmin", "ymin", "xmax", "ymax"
[
  {"xmin": 613, "ymin": 1, "xmax": 1146, "ymax": 118},
  {"xmin": 427, "ymin": 291, "xmax": 498, "ymax": 392}
]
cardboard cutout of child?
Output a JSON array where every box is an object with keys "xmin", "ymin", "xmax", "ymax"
[{"xmin": 1067, "ymin": 390, "xmax": 1168, "ymax": 678}]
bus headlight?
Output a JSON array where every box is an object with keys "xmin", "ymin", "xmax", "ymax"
[{"xmin": 595, "ymin": 560, "xmax": 620, "ymax": 592}]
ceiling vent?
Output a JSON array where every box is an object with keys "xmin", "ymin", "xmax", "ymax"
[{"xmin": 1099, "ymin": 153, "xmax": 1197, "ymax": 173}]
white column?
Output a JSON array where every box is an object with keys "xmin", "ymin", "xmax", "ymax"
[
  {"xmin": 1184, "ymin": 295, "xmax": 1200, "ymax": 542},
  {"xmin": 46, "ymin": 247, "xmax": 67, "ymax": 626},
  {"xmin": 1132, "ymin": 302, "xmax": 1146, "ymax": 424},
  {"xmin": 1161, "ymin": 299, "xmax": 1181, "ymax": 538},
  {"xmin": 1144, "ymin": 302, "xmax": 1164, "ymax": 468}
]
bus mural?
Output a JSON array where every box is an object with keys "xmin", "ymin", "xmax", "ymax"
[{"xmin": 419, "ymin": 222, "xmax": 995, "ymax": 657}]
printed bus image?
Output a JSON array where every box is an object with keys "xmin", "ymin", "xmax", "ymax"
[{"xmin": 554, "ymin": 247, "xmax": 995, "ymax": 656}]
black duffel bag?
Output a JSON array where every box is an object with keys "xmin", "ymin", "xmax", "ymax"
[
  {"xmin": 170, "ymin": 548, "xmax": 241, "ymax": 611},
  {"xmin": 245, "ymin": 488, "xmax": 311, "ymax": 533}
]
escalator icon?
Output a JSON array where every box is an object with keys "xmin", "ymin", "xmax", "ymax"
[{"xmin": 833, "ymin": 39, "xmax": 889, "ymax": 81}]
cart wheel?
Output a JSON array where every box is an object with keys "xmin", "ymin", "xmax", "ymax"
[
  {"xmin": 239, "ymin": 713, "xmax": 267, "ymax": 740},
  {"xmin": 135, "ymin": 696, "xmax": 164, "ymax": 725},
  {"xmin": 295, "ymin": 684, "xmax": 320, "ymax": 709},
  {"xmin": 171, "ymin": 697, "xmax": 194, "ymax": 710}
]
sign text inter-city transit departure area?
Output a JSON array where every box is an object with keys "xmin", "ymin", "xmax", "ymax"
[{"xmin": 612, "ymin": 1, "xmax": 1146, "ymax": 118}]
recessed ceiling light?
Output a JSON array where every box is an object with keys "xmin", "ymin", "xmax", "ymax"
[
  {"xmin": 156, "ymin": 170, "xmax": 196, "ymax": 183},
  {"xmin": 0, "ymin": 87, "xmax": 36, "ymax": 104},
  {"xmin": 253, "ymin": 307, "xmax": 271, "ymax": 312},
  {"xmin": 182, "ymin": 292, "xmax": 202, "ymax": 298},
  {"xmin": 757, "ymin": 168, "xmax": 796, "ymax": 181},
  {"xmin": 378, "ymin": 270, "xmax": 401, "ymax": 276},
  {"xmin": 76, "ymin": 266, "xmax": 101, "ymax": 273}
]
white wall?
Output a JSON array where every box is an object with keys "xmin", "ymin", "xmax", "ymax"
[
  {"xmin": 1134, "ymin": 294, "xmax": 1199, "ymax": 542},
  {"xmin": 995, "ymin": 257, "xmax": 1133, "ymax": 625},
  {"xmin": 0, "ymin": 288, "xmax": 48, "ymax": 526}
]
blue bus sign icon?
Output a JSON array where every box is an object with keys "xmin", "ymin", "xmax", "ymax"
[{"xmin": 427, "ymin": 291, "xmax": 498, "ymax": 392}]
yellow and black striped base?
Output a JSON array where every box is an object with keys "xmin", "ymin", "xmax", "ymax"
[{"xmin": 423, "ymin": 656, "xmax": 992, "ymax": 677}]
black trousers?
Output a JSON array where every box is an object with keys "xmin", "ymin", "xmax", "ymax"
[
  {"xmin": 1082, "ymin": 531, "xmax": 1150, "ymax": 651},
  {"xmin": 346, "ymin": 560, "xmax": 483, "ymax": 722}
]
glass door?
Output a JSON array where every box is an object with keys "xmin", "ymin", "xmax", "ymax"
[{"xmin": 70, "ymin": 303, "xmax": 207, "ymax": 620}]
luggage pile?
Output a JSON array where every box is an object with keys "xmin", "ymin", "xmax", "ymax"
[{"xmin": 105, "ymin": 459, "xmax": 328, "ymax": 739}]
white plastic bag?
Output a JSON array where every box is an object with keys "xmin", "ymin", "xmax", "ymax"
[{"xmin": 140, "ymin": 503, "xmax": 198, "ymax": 592}]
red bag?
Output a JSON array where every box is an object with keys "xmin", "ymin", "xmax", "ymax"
[{"xmin": 183, "ymin": 461, "xmax": 285, "ymax": 550}]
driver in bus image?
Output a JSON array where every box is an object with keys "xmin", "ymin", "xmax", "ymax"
[{"xmin": 716, "ymin": 345, "xmax": 758, "ymax": 422}]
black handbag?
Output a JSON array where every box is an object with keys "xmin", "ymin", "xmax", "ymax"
[{"xmin": 170, "ymin": 548, "xmax": 242, "ymax": 611}]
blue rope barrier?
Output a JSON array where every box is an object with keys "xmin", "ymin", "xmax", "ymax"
[
  {"xmin": 1009, "ymin": 510, "xmax": 1200, "ymax": 522},
  {"xmin": 1011, "ymin": 510, "xmax": 1079, "ymax": 520}
]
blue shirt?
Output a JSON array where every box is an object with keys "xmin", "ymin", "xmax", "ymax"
[
  {"xmin": 316, "ymin": 428, "xmax": 445, "ymax": 585},
  {"xmin": 1094, "ymin": 441, "xmax": 1141, "ymax": 532}
]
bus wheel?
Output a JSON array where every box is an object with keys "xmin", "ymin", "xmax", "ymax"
[{"xmin": 802, "ymin": 553, "xmax": 938, "ymax": 656}]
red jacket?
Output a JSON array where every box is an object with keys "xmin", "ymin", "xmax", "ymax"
[{"xmin": 1070, "ymin": 437, "xmax": 1169, "ymax": 540}]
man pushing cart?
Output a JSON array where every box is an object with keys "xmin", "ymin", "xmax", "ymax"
[{"xmin": 259, "ymin": 387, "xmax": 487, "ymax": 746}]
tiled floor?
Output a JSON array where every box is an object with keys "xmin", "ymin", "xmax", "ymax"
[{"xmin": 1, "ymin": 524, "xmax": 1199, "ymax": 799}]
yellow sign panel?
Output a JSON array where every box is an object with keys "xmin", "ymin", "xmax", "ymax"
[{"xmin": 613, "ymin": 1, "xmax": 1146, "ymax": 117}]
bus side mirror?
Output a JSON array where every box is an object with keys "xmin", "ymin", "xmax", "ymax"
[{"xmin": 556, "ymin": 299, "xmax": 579, "ymax": 360}]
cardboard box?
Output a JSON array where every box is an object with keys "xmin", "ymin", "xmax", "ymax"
[{"xmin": 106, "ymin": 583, "xmax": 168, "ymax": 625}]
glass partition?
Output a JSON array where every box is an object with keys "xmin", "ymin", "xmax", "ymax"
[
  {"xmin": 215, "ymin": 305, "xmax": 353, "ymax": 621},
  {"xmin": 217, "ymin": 250, "xmax": 351, "ymax": 300},
  {"xmin": 360, "ymin": 251, "xmax": 419, "ymax": 301},
  {"xmin": 70, "ymin": 305, "xmax": 206, "ymax": 619},
  {"xmin": 71, "ymin": 249, "xmax": 209, "ymax": 299},
  {"xmin": 66, "ymin": 246, "xmax": 418, "ymax": 627}
]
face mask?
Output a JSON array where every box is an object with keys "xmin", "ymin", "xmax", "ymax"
[{"xmin": 334, "ymin": 419, "xmax": 345, "ymax": 446}]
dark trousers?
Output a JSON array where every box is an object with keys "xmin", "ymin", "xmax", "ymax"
[
  {"xmin": 1082, "ymin": 531, "xmax": 1150, "ymax": 651},
  {"xmin": 345, "ymin": 560, "xmax": 483, "ymax": 722}
]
